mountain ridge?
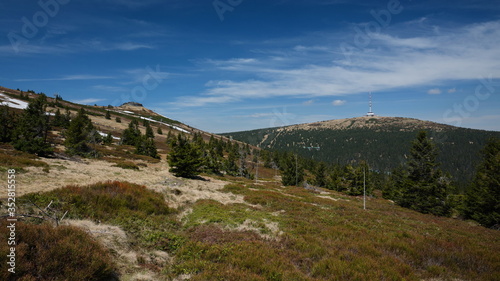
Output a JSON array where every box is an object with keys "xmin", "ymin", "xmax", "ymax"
[{"xmin": 223, "ymin": 115, "xmax": 500, "ymax": 185}]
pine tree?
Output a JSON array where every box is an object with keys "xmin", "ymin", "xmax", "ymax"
[
  {"xmin": 103, "ymin": 133, "xmax": 113, "ymax": 145},
  {"xmin": 52, "ymin": 108, "xmax": 70, "ymax": 128},
  {"xmin": 64, "ymin": 108, "xmax": 98, "ymax": 156},
  {"xmin": 105, "ymin": 110, "xmax": 111, "ymax": 120},
  {"xmin": 383, "ymin": 165, "xmax": 407, "ymax": 202},
  {"xmin": 166, "ymin": 131, "xmax": 174, "ymax": 144},
  {"xmin": 398, "ymin": 131, "xmax": 451, "ymax": 216},
  {"xmin": 13, "ymin": 94, "xmax": 53, "ymax": 156},
  {"xmin": 157, "ymin": 127, "xmax": 163, "ymax": 135},
  {"xmin": 121, "ymin": 119, "xmax": 141, "ymax": 146},
  {"xmin": 145, "ymin": 122, "xmax": 155, "ymax": 139},
  {"xmin": 280, "ymin": 153, "xmax": 304, "ymax": 186},
  {"xmin": 167, "ymin": 134, "xmax": 203, "ymax": 178},
  {"xmin": 464, "ymin": 138, "xmax": 500, "ymax": 228},
  {"xmin": 115, "ymin": 117, "xmax": 121, "ymax": 123},
  {"xmin": 314, "ymin": 162, "xmax": 327, "ymax": 187},
  {"xmin": 224, "ymin": 147, "xmax": 239, "ymax": 176},
  {"xmin": 135, "ymin": 135, "xmax": 159, "ymax": 159},
  {"xmin": 0, "ymin": 105, "xmax": 14, "ymax": 143}
]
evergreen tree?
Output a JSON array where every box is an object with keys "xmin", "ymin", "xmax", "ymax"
[
  {"xmin": 383, "ymin": 165, "xmax": 407, "ymax": 202},
  {"xmin": 145, "ymin": 122, "xmax": 155, "ymax": 139},
  {"xmin": 204, "ymin": 145, "xmax": 223, "ymax": 175},
  {"xmin": 238, "ymin": 149, "xmax": 252, "ymax": 179},
  {"xmin": 281, "ymin": 153, "xmax": 304, "ymax": 186},
  {"xmin": 168, "ymin": 134, "xmax": 203, "ymax": 178},
  {"xmin": 64, "ymin": 108, "xmax": 99, "ymax": 156},
  {"xmin": 135, "ymin": 135, "xmax": 159, "ymax": 159},
  {"xmin": 115, "ymin": 116, "xmax": 121, "ymax": 123},
  {"xmin": 121, "ymin": 119, "xmax": 141, "ymax": 146},
  {"xmin": 157, "ymin": 127, "xmax": 163, "ymax": 135},
  {"xmin": 0, "ymin": 105, "xmax": 14, "ymax": 143},
  {"xmin": 105, "ymin": 110, "xmax": 111, "ymax": 120},
  {"xmin": 464, "ymin": 138, "xmax": 500, "ymax": 228},
  {"xmin": 166, "ymin": 130, "xmax": 174, "ymax": 143},
  {"xmin": 223, "ymin": 148, "xmax": 239, "ymax": 176},
  {"xmin": 398, "ymin": 131, "xmax": 451, "ymax": 216},
  {"xmin": 103, "ymin": 133, "xmax": 113, "ymax": 145},
  {"xmin": 314, "ymin": 162, "xmax": 327, "ymax": 187},
  {"xmin": 52, "ymin": 108, "xmax": 70, "ymax": 128},
  {"xmin": 13, "ymin": 94, "xmax": 53, "ymax": 156}
]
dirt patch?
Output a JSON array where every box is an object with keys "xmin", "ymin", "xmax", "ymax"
[
  {"xmin": 230, "ymin": 218, "xmax": 283, "ymax": 241},
  {"xmin": 64, "ymin": 219, "xmax": 171, "ymax": 281},
  {"xmin": 3, "ymin": 158, "xmax": 168, "ymax": 197},
  {"xmin": 159, "ymin": 176, "xmax": 246, "ymax": 209}
]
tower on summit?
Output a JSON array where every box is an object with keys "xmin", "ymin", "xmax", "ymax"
[{"xmin": 366, "ymin": 92, "xmax": 375, "ymax": 116}]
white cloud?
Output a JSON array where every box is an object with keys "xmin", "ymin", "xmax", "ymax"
[
  {"xmin": 447, "ymin": 88, "xmax": 457, "ymax": 93},
  {"xmin": 113, "ymin": 42, "xmax": 154, "ymax": 51},
  {"xmin": 73, "ymin": 98, "xmax": 106, "ymax": 104},
  {"xmin": 332, "ymin": 100, "xmax": 346, "ymax": 106},
  {"xmin": 428, "ymin": 88, "xmax": 442, "ymax": 95},
  {"xmin": 177, "ymin": 20, "xmax": 500, "ymax": 107},
  {"xmin": 303, "ymin": 99, "xmax": 315, "ymax": 105},
  {"xmin": 15, "ymin": 75, "xmax": 114, "ymax": 82}
]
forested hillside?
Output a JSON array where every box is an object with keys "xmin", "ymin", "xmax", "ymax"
[{"xmin": 223, "ymin": 116, "xmax": 500, "ymax": 186}]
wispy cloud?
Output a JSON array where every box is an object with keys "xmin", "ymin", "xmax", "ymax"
[
  {"xmin": 303, "ymin": 99, "xmax": 315, "ymax": 105},
  {"xmin": 332, "ymin": 100, "xmax": 346, "ymax": 106},
  {"xmin": 15, "ymin": 75, "xmax": 115, "ymax": 82},
  {"xmin": 428, "ymin": 88, "xmax": 442, "ymax": 95},
  {"xmin": 447, "ymin": 88, "xmax": 457, "ymax": 93},
  {"xmin": 72, "ymin": 98, "xmax": 106, "ymax": 104},
  {"xmin": 179, "ymin": 20, "xmax": 500, "ymax": 107}
]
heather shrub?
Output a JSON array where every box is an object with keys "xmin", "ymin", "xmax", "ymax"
[{"xmin": 0, "ymin": 222, "xmax": 117, "ymax": 281}]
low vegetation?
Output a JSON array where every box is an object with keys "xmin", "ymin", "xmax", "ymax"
[
  {"xmin": 6, "ymin": 180, "xmax": 497, "ymax": 280},
  {"xmin": 0, "ymin": 222, "xmax": 117, "ymax": 281},
  {"xmin": 0, "ymin": 144, "xmax": 49, "ymax": 173}
]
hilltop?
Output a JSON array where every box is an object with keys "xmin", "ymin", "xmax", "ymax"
[
  {"xmin": 223, "ymin": 116, "xmax": 500, "ymax": 185},
  {"xmin": 285, "ymin": 116, "xmax": 454, "ymax": 131}
]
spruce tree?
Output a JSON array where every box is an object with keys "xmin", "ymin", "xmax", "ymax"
[
  {"xmin": 13, "ymin": 94, "xmax": 52, "ymax": 156},
  {"xmin": 105, "ymin": 110, "xmax": 111, "ymax": 120},
  {"xmin": 224, "ymin": 148, "xmax": 239, "ymax": 176},
  {"xmin": 145, "ymin": 122, "xmax": 155, "ymax": 139},
  {"xmin": 64, "ymin": 108, "xmax": 98, "ymax": 156},
  {"xmin": 398, "ymin": 131, "xmax": 451, "ymax": 216},
  {"xmin": 167, "ymin": 134, "xmax": 203, "ymax": 178},
  {"xmin": 103, "ymin": 133, "xmax": 113, "ymax": 145},
  {"xmin": 52, "ymin": 108, "xmax": 70, "ymax": 128},
  {"xmin": 314, "ymin": 162, "xmax": 327, "ymax": 187},
  {"xmin": 166, "ymin": 130, "xmax": 174, "ymax": 143},
  {"xmin": 280, "ymin": 153, "xmax": 304, "ymax": 186},
  {"xmin": 135, "ymin": 135, "xmax": 159, "ymax": 159},
  {"xmin": 157, "ymin": 127, "xmax": 163, "ymax": 135},
  {"xmin": 0, "ymin": 105, "xmax": 14, "ymax": 143},
  {"xmin": 464, "ymin": 138, "xmax": 500, "ymax": 228},
  {"xmin": 121, "ymin": 119, "xmax": 141, "ymax": 146}
]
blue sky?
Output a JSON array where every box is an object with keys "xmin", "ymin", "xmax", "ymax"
[{"xmin": 1, "ymin": 0, "xmax": 500, "ymax": 133}]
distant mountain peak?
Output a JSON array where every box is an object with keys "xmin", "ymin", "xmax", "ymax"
[
  {"xmin": 280, "ymin": 116, "xmax": 455, "ymax": 132},
  {"xmin": 121, "ymin": 102, "xmax": 143, "ymax": 107}
]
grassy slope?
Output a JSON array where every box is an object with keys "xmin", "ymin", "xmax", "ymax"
[
  {"xmin": 7, "ymin": 177, "xmax": 499, "ymax": 281},
  {"xmin": 170, "ymin": 182, "xmax": 499, "ymax": 281}
]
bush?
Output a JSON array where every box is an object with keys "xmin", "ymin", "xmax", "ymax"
[
  {"xmin": 22, "ymin": 181, "xmax": 174, "ymax": 221},
  {"xmin": 0, "ymin": 222, "xmax": 117, "ymax": 281}
]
